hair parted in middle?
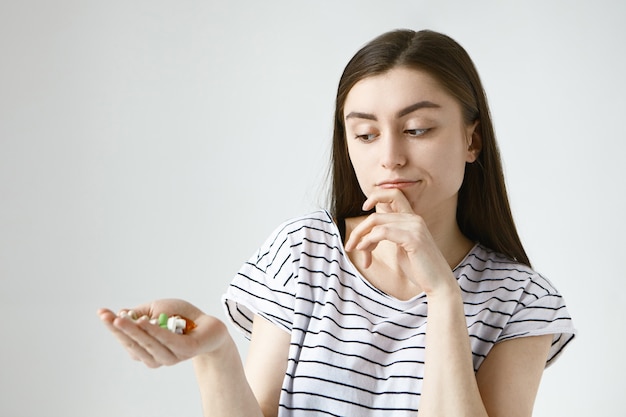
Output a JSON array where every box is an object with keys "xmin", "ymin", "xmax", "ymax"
[{"xmin": 328, "ymin": 29, "xmax": 530, "ymax": 266}]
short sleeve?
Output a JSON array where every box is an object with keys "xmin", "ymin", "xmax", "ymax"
[
  {"xmin": 222, "ymin": 222, "xmax": 298, "ymax": 339},
  {"xmin": 497, "ymin": 274, "xmax": 576, "ymax": 367}
]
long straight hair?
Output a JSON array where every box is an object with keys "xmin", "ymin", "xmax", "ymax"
[{"xmin": 329, "ymin": 29, "xmax": 531, "ymax": 267}]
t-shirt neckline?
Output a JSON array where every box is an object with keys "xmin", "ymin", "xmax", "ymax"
[{"xmin": 323, "ymin": 209, "xmax": 479, "ymax": 304}]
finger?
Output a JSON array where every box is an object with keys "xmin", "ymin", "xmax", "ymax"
[
  {"xmin": 345, "ymin": 213, "xmax": 398, "ymax": 251},
  {"xmin": 97, "ymin": 308, "xmax": 117, "ymax": 323},
  {"xmin": 362, "ymin": 249, "xmax": 373, "ymax": 268},
  {"xmin": 363, "ymin": 188, "xmax": 414, "ymax": 214},
  {"xmin": 107, "ymin": 315, "xmax": 165, "ymax": 367},
  {"xmin": 98, "ymin": 308, "xmax": 135, "ymax": 343},
  {"xmin": 348, "ymin": 214, "xmax": 422, "ymax": 255},
  {"xmin": 115, "ymin": 316, "xmax": 179, "ymax": 367},
  {"xmin": 344, "ymin": 214, "xmax": 376, "ymax": 251},
  {"xmin": 138, "ymin": 319, "xmax": 200, "ymax": 365},
  {"xmin": 354, "ymin": 223, "xmax": 393, "ymax": 253},
  {"xmin": 98, "ymin": 310, "xmax": 156, "ymax": 363},
  {"xmin": 116, "ymin": 303, "xmax": 153, "ymax": 320}
]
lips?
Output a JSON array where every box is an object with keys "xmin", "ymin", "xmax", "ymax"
[{"xmin": 376, "ymin": 179, "xmax": 419, "ymax": 189}]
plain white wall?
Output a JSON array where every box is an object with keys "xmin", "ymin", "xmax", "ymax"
[{"xmin": 1, "ymin": 1, "xmax": 624, "ymax": 416}]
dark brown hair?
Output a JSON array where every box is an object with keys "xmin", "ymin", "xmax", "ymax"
[{"xmin": 329, "ymin": 29, "xmax": 531, "ymax": 267}]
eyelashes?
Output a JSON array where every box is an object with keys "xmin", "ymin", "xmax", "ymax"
[
  {"xmin": 404, "ymin": 128, "xmax": 429, "ymax": 137},
  {"xmin": 354, "ymin": 128, "xmax": 430, "ymax": 142},
  {"xmin": 355, "ymin": 133, "xmax": 378, "ymax": 142}
]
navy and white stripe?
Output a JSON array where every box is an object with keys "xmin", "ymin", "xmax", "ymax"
[{"xmin": 222, "ymin": 210, "xmax": 576, "ymax": 416}]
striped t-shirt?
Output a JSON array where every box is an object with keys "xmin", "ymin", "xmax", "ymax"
[{"xmin": 222, "ymin": 210, "xmax": 575, "ymax": 417}]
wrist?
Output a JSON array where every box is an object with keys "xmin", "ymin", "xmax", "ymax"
[
  {"xmin": 193, "ymin": 332, "xmax": 239, "ymax": 373},
  {"xmin": 424, "ymin": 280, "xmax": 462, "ymax": 302},
  {"xmin": 194, "ymin": 317, "xmax": 234, "ymax": 357}
]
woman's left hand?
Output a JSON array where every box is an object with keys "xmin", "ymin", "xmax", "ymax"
[{"xmin": 343, "ymin": 188, "xmax": 458, "ymax": 296}]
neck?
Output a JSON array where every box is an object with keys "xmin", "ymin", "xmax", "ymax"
[
  {"xmin": 434, "ymin": 223, "xmax": 474, "ymax": 269},
  {"xmin": 420, "ymin": 201, "xmax": 474, "ymax": 269},
  {"xmin": 344, "ymin": 205, "xmax": 474, "ymax": 270}
]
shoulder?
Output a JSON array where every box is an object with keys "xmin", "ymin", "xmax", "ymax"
[
  {"xmin": 459, "ymin": 243, "xmax": 532, "ymax": 273},
  {"xmin": 253, "ymin": 210, "xmax": 340, "ymax": 261},
  {"xmin": 457, "ymin": 244, "xmax": 576, "ymax": 367},
  {"xmin": 457, "ymin": 244, "xmax": 561, "ymax": 299},
  {"xmin": 265, "ymin": 210, "xmax": 339, "ymax": 245}
]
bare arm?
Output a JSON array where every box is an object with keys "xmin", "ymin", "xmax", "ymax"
[
  {"xmin": 192, "ymin": 319, "xmax": 264, "ymax": 417},
  {"xmin": 419, "ymin": 287, "xmax": 552, "ymax": 417},
  {"xmin": 194, "ymin": 315, "xmax": 289, "ymax": 417},
  {"xmin": 476, "ymin": 333, "xmax": 552, "ymax": 417},
  {"xmin": 244, "ymin": 315, "xmax": 291, "ymax": 417},
  {"xmin": 99, "ymin": 301, "xmax": 289, "ymax": 417},
  {"xmin": 418, "ymin": 287, "xmax": 488, "ymax": 416},
  {"xmin": 344, "ymin": 189, "xmax": 554, "ymax": 417}
]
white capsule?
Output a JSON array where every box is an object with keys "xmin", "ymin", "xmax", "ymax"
[
  {"xmin": 119, "ymin": 310, "xmax": 137, "ymax": 320},
  {"xmin": 167, "ymin": 317, "xmax": 186, "ymax": 333}
]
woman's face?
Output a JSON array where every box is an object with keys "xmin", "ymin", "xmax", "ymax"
[{"xmin": 343, "ymin": 67, "xmax": 480, "ymax": 222}]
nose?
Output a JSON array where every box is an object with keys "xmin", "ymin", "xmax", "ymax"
[{"xmin": 380, "ymin": 134, "xmax": 407, "ymax": 169}]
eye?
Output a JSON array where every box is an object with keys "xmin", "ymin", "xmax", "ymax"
[
  {"xmin": 355, "ymin": 133, "xmax": 378, "ymax": 142},
  {"xmin": 404, "ymin": 128, "xmax": 429, "ymax": 137}
]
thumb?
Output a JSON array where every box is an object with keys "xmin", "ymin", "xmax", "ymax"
[{"xmin": 363, "ymin": 189, "xmax": 413, "ymax": 214}]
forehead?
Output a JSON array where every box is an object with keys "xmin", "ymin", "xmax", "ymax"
[{"xmin": 344, "ymin": 67, "xmax": 456, "ymax": 114}]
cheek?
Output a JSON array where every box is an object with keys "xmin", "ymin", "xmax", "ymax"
[{"xmin": 429, "ymin": 143, "xmax": 468, "ymax": 188}]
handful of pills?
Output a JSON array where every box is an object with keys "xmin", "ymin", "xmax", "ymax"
[{"xmin": 119, "ymin": 310, "xmax": 197, "ymax": 334}]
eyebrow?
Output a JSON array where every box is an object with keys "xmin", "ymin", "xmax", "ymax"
[{"xmin": 345, "ymin": 100, "xmax": 441, "ymax": 121}]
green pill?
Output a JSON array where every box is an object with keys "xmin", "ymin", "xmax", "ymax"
[{"xmin": 158, "ymin": 313, "xmax": 168, "ymax": 328}]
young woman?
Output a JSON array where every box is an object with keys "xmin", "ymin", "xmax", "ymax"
[{"xmin": 98, "ymin": 29, "xmax": 575, "ymax": 417}]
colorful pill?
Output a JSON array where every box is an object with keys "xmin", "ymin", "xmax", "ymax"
[
  {"xmin": 158, "ymin": 313, "xmax": 169, "ymax": 329},
  {"xmin": 117, "ymin": 311, "xmax": 196, "ymax": 334}
]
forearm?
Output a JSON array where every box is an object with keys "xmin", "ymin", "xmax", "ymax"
[
  {"xmin": 419, "ymin": 286, "xmax": 488, "ymax": 417},
  {"xmin": 193, "ymin": 324, "xmax": 263, "ymax": 417}
]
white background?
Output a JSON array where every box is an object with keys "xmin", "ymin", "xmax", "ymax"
[{"xmin": 1, "ymin": 1, "xmax": 624, "ymax": 416}]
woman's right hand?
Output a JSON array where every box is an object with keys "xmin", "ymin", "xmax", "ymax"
[{"xmin": 97, "ymin": 299, "xmax": 229, "ymax": 368}]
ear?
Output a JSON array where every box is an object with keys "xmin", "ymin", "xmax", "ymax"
[{"xmin": 465, "ymin": 121, "xmax": 482, "ymax": 163}]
